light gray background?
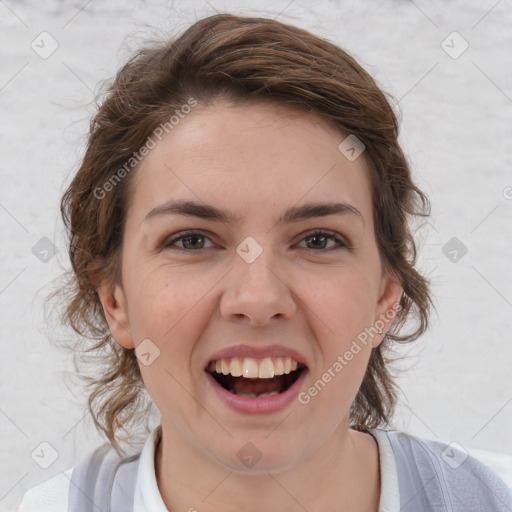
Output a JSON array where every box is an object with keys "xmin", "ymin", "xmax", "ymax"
[{"xmin": 1, "ymin": 0, "xmax": 511, "ymax": 509}]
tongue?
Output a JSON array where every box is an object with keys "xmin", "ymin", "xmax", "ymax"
[{"xmin": 231, "ymin": 375, "xmax": 285, "ymax": 395}]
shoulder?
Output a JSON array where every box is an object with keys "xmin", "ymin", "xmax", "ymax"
[
  {"xmin": 383, "ymin": 429, "xmax": 512, "ymax": 511},
  {"xmin": 18, "ymin": 468, "xmax": 73, "ymax": 512},
  {"xmin": 18, "ymin": 442, "xmax": 139, "ymax": 512}
]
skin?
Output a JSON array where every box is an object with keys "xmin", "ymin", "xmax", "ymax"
[{"xmin": 97, "ymin": 100, "xmax": 403, "ymax": 511}]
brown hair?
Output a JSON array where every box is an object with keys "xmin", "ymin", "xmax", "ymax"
[{"xmin": 58, "ymin": 13, "xmax": 433, "ymax": 456}]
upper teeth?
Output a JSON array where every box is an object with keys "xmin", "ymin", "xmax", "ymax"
[{"xmin": 208, "ymin": 356, "xmax": 299, "ymax": 379}]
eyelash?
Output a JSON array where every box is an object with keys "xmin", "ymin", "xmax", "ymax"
[{"xmin": 161, "ymin": 229, "xmax": 350, "ymax": 253}]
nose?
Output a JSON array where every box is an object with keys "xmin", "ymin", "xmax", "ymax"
[{"xmin": 219, "ymin": 248, "xmax": 297, "ymax": 326}]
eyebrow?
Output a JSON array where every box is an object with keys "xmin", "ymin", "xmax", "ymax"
[{"xmin": 142, "ymin": 199, "xmax": 365, "ymax": 228}]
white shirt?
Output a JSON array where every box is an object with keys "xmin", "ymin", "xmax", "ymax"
[{"xmin": 18, "ymin": 427, "xmax": 400, "ymax": 511}]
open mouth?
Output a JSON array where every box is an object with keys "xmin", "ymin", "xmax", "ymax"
[{"xmin": 206, "ymin": 357, "xmax": 307, "ymax": 398}]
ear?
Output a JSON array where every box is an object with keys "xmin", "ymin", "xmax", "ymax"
[
  {"xmin": 372, "ymin": 270, "xmax": 403, "ymax": 348},
  {"xmin": 96, "ymin": 280, "xmax": 135, "ymax": 349}
]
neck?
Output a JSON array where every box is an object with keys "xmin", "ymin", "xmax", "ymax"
[{"xmin": 154, "ymin": 422, "xmax": 380, "ymax": 512}]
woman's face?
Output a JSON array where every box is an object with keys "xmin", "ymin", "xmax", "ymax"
[{"xmin": 98, "ymin": 100, "xmax": 402, "ymax": 473}]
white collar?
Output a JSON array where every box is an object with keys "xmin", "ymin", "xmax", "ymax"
[
  {"xmin": 133, "ymin": 425, "xmax": 168, "ymax": 511},
  {"xmin": 370, "ymin": 428, "xmax": 401, "ymax": 511},
  {"xmin": 133, "ymin": 426, "xmax": 400, "ymax": 511}
]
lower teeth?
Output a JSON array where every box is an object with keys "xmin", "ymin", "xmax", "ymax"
[{"xmin": 235, "ymin": 391, "xmax": 279, "ymax": 398}]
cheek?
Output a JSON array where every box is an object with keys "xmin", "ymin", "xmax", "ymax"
[
  {"xmin": 125, "ymin": 265, "xmax": 209, "ymax": 337},
  {"xmin": 302, "ymin": 275, "xmax": 374, "ymax": 418},
  {"xmin": 306, "ymin": 265, "xmax": 379, "ymax": 341},
  {"xmin": 127, "ymin": 269, "xmax": 214, "ymax": 400},
  {"xmin": 300, "ymin": 265, "xmax": 377, "ymax": 407},
  {"xmin": 124, "ymin": 265, "xmax": 220, "ymax": 383}
]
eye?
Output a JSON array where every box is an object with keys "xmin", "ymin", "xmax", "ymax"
[
  {"xmin": 295, "ymin": 230, "xmax": 348, "ymax": 251},
  {"xmin": 161, "ymin": 229, "xmax": 349, "ymax": 253},
  {"xmin": 162, "ymin": 230, "xmax": 215, "ymax": 251}
]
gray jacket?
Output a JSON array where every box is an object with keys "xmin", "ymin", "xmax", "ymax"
[{"xmin": 67, "ymin": 429, "xmax": 512, "ymax": 511}]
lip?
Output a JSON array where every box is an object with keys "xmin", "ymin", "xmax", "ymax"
[
  {"xmin": 204, "ymin": 366, "xmax": 308, "ymax": 414},
  {"xmin": 205, "ymin": 344, "xmax": 308, "ymax": 369}
]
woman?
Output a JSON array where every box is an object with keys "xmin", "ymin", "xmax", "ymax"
[{"xmin": 19, "ymin": 12, "xmax": 512, "ymax": 512}]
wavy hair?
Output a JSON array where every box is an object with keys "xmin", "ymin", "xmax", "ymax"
[{"xmin": 56, "ymin": 13, "xmax": 434, "ymax": 456}]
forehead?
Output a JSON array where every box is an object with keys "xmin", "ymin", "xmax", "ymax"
[{"xmin": 127, "ymin": 101, "xmax": 373, "ymax": 228}]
